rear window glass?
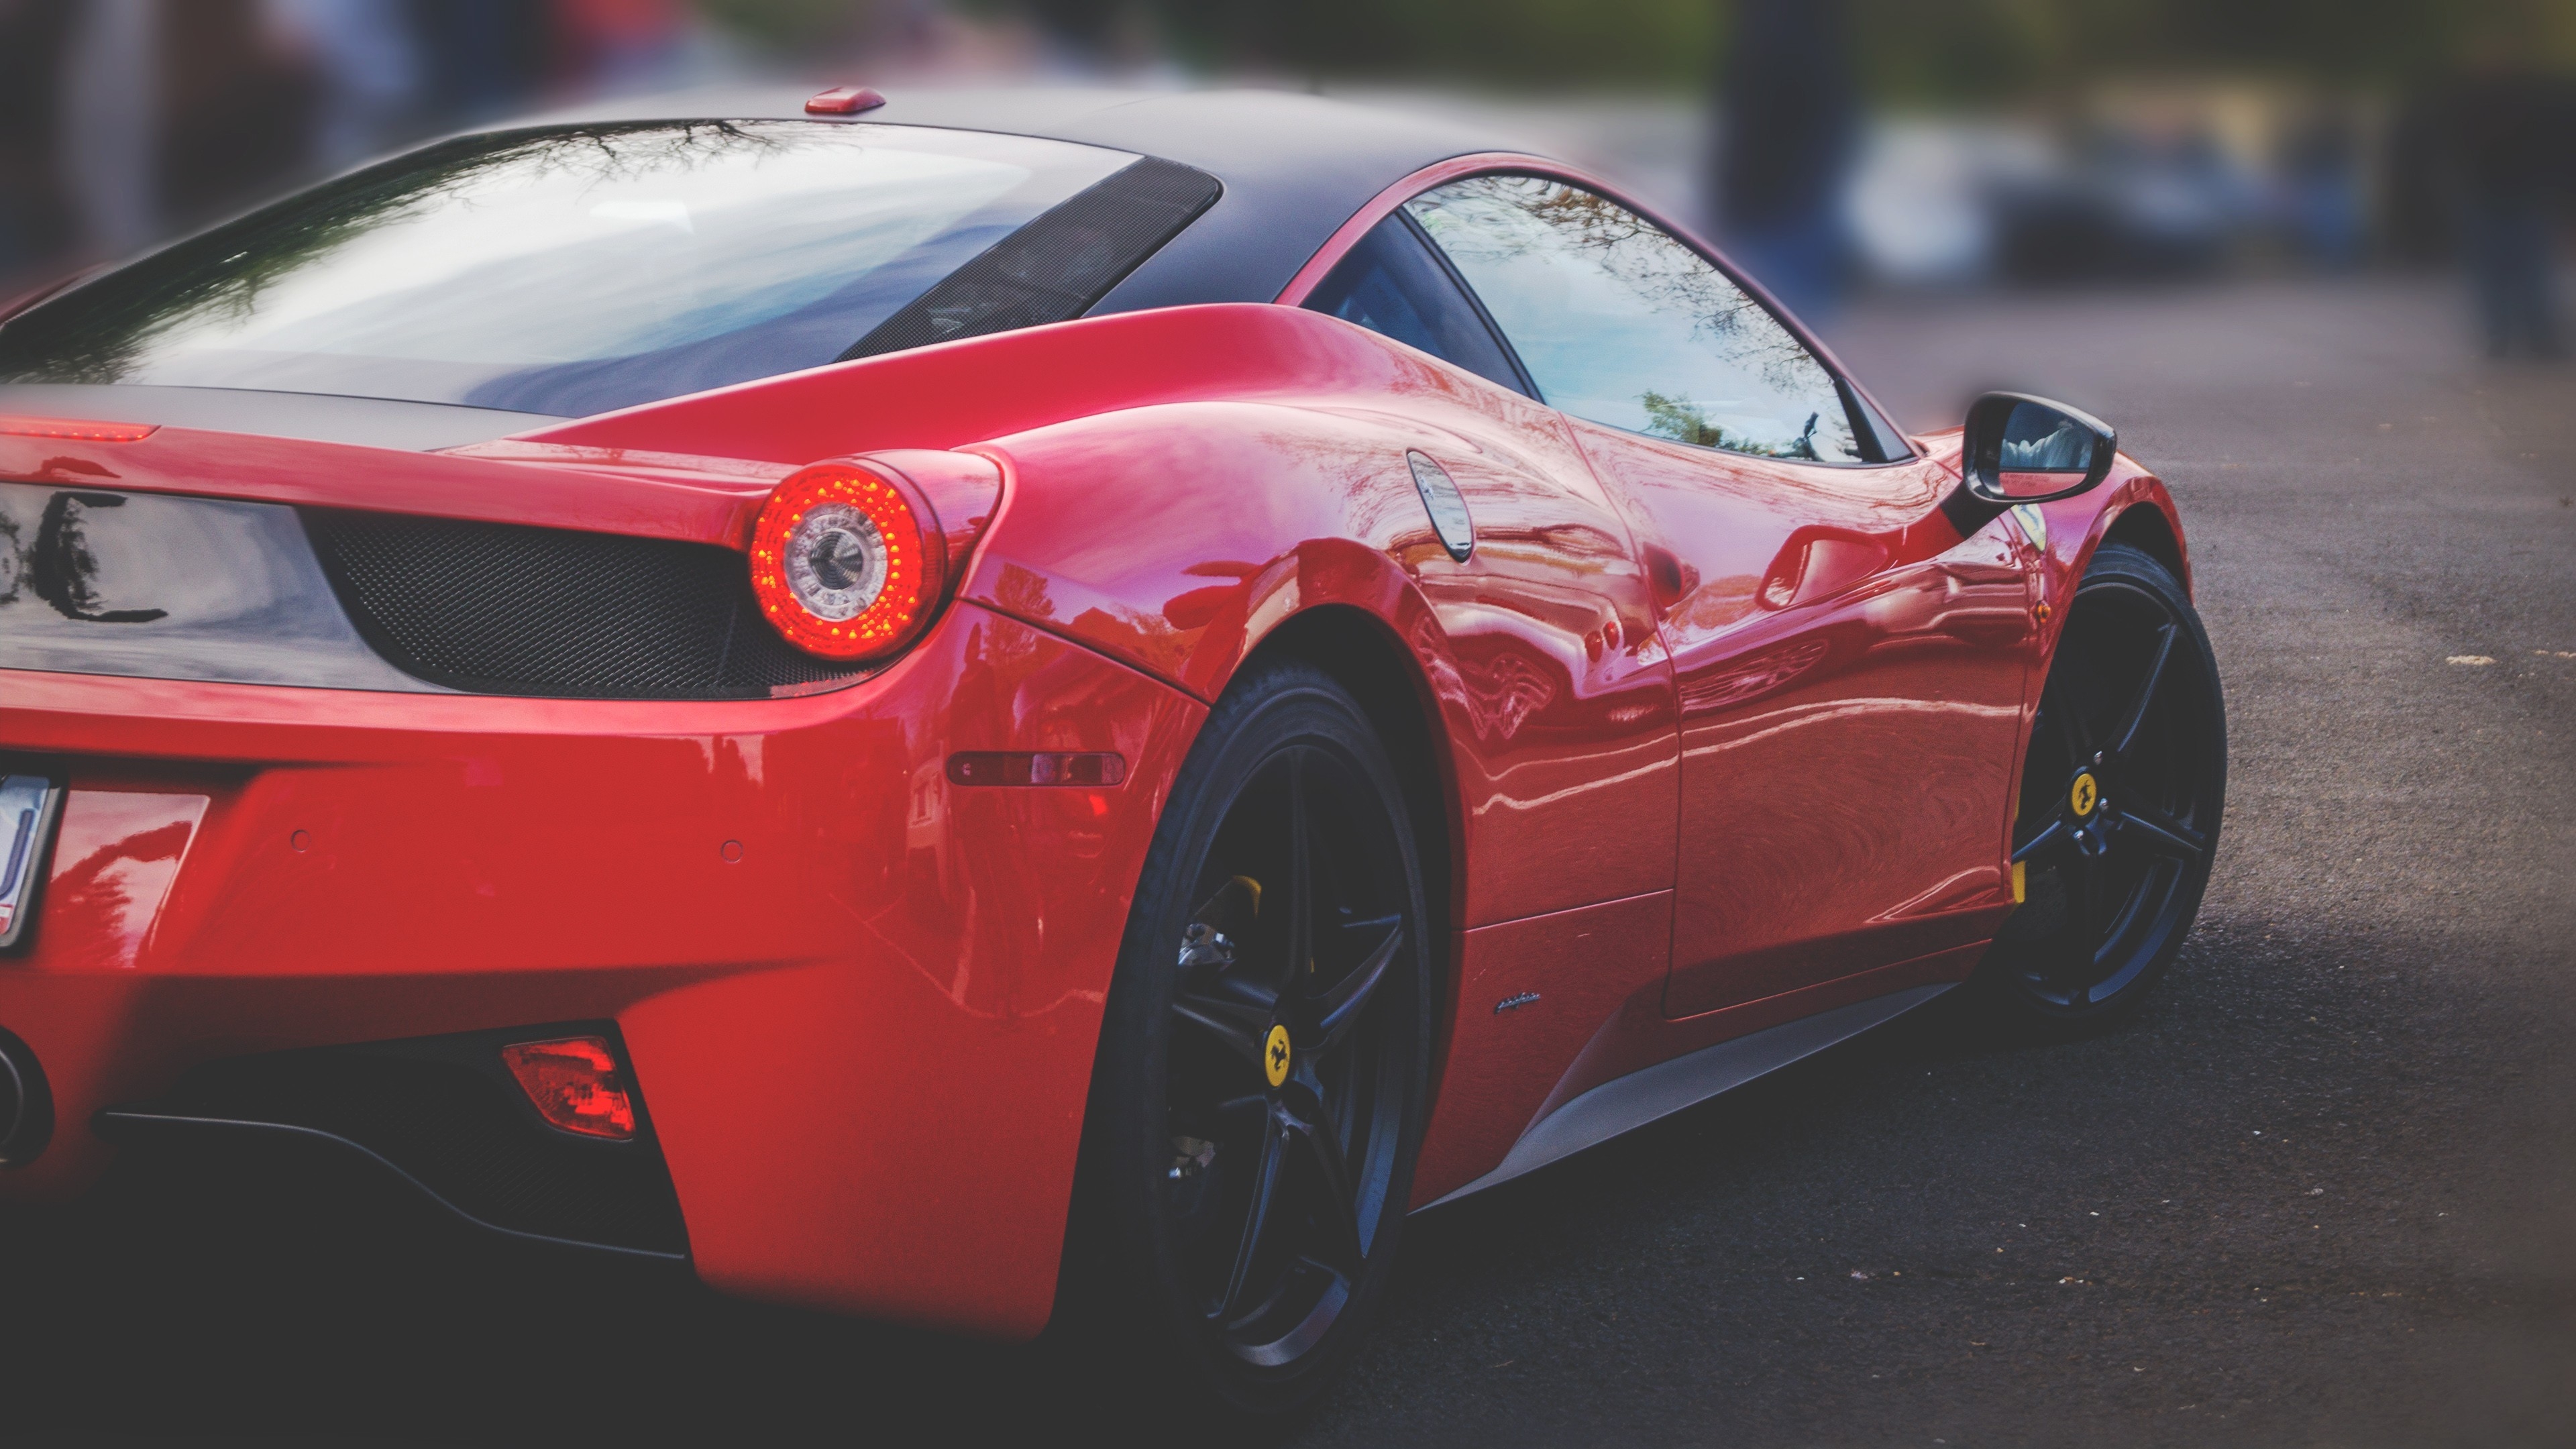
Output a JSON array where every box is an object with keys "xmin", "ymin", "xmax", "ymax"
[{"xmin": 0, "ymin": 121, "xmax": 1136, "ymax": 417}]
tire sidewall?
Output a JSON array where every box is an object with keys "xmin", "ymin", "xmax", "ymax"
[
  {"xmin": 1071, "ymin": 657, "xmax": 1434, "ymax": 1416},
  {"xmin": 1980, "ymin": 539, "xmax": 2227, "ymax": 1028}
]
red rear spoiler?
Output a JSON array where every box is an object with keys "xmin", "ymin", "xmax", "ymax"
[
  {"xmin": 0, "ymin": 303, "xmax": 1385, "ymax": 546},
  {"xmin": 0, "ymin": 422, "xmax": 783, "ymax": 549}
]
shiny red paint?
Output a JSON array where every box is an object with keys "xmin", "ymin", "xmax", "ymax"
[
  {"xmin": 1413, "ymin": 890, "xmax": 1674, "ymax": 1199},
  {"xmin": 1, "ymin": 604, "xmax": 1196, "ymax": 1334},
  {"xmin": 943, "ymin": 313, "xmax": 1677, "ymax": 928},
  {"xmin": 0, "ymin": 425, "xmax": 781, "ymax": 547},
  {"xmin": 1567, "ymin": 423, "xmax": 2029, "ymax": 1021},
  {"xmin": 0, "ymin": 155, "xmax": 2194, "ymax": 1338}
]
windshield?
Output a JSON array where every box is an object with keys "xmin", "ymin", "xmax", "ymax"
[{"xmin": 0, "ymin": 121, "xmax": 1135, "ymax": 417}]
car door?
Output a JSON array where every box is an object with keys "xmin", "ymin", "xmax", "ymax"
[
  {"xmin": 1297, "ymin": 207, "xmax": 1687, "ymax": 1189},
  {"xmin": 1296, "ymin": 204, "xmax": 1676, "ymax": 930},
  {"xmin": 1404, "ymin": 173, "xmax": 2033, "ymax": 1020}
]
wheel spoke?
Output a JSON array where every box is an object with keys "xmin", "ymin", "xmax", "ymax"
[
  {"xmin": 1281, "ymin": 1094, "xmax": 1366, "ymax": 1269},
  {"xmin": 1999, "ymin": 578, "xmax": 2217, "ymax": 1016},
  {"xmin": 2010, "ymin": 816, "xmax": 2069, "ymax": 864},
  {"xmin": 1172, "ymin": 916, "xmax": 1278, "ymax": 1069},
  {"xmin": 1286, "ymin": 752, "xmax": 1314, "ymax": 993},
  {"xmin": 1173, "ymin": 986, "xmax": 1273, "ymax": 1069},
  {"xmin": 2041, "ymin": 654, "xmax": 2102, "ymax": 764},
  {"xmin": 2111, "ymin": 801, "xmax": 2207, "ymax": 862},
  {"xmin": 2079, "ymin": 840, "xmax": 2124, "ymax": 977},
  {"xmin": 2107, "ymin": 621, "xmax": 2178, "ymax": 763},
  {"xmin": 2041, "ymin": 688, "xmax": 2089, "ymax": 767},
  {"xmin": 1215, "ymin": 1112, "xmax": 1289, "ymax": 1326},
  {"xmin": 1187, "ymin": 874, "xmax": 1262, "ymax": 934},
  {"xmin": 1313, "ymin": 916, "xmax": 1402, "ymax": 1054},
  {"xmin": 2070, "ymin": 845, "xmax": 2106, "ymax": 949},
  {"xmin": 1159, "ymin": 720, "xmax": 1426, "ymax": 1358}
]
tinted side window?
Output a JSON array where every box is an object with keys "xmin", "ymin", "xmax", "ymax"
[
  {"xmin": 1405, "ymin": 174, "xmax": 1866, "ymax": 464},
  {"xmin": 1301, "ymin": 213, "xmax": 1530, "ymax": 395}
]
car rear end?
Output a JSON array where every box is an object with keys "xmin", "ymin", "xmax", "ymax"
[{"xmin": 0, "ymin": 106, "xmax": 1220, "ymax": 1336}]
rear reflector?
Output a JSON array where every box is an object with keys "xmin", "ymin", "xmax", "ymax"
[
  {"xmin": 947, "ymin": 751, "xmax": 1127, "ymax": 787},
  {"xmin": 0, "ymin": 416, "xmax": 157, "ymax": 442},
  {"xmin": 500, "ymin": 1036, "xmax": 638, "ymax": 1139}
]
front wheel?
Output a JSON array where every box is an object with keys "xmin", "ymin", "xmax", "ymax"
[
  {"xmin": 1065, "ymin": 658, "xmax": 1433, "ymax": 1416},
  {"xmin": 1977, "ymin": 540, "xmax": 2226, "ymax": 1029}
]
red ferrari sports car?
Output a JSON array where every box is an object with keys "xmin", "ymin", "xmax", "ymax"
[{"xmin": 0, "ymin": 87, "xmax": 2224, "ymax": 1410}]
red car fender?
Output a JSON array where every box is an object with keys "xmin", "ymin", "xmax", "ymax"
[
  {"xmin": 2027, "ymin": 462, "xmax": 2192, "ymax": 653},
  {"xmin": 606, "ymin": 608, "xmax": 1203, "ymax": 1338},
  {"xmin": 1970, "ymin": 458, "xmax": 2190, "ymax": 896},
  {"xmin": 940, "ymin": 322, "xmax": 1676, "ymax": 918},
  {"xmin": 935, "ymin": 330, "xmax": 1684, "ymax": 1210},
  {"xmin": 517, "ymin": 303, "xmax": 1423, "ymax": 466}
]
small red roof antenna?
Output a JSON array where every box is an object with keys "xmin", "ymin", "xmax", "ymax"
[{"xmin": 806, "ymin": 86, "xmax": 887, "ymax": 117}]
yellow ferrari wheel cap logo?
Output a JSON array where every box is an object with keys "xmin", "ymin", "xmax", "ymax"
[
  {"xmin": 2070, "ymin": 771, "xmax": 2099, "ymax": 818},
  {"xmin": 1264, "ymin": 1024, "xmax": 1292, "ymax": 1087}
]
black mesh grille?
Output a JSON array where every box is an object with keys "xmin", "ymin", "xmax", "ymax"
[
  {"xmin": 127, "ymin": 1026, "xmax": 688, "ymax": 1256},
  {"xmin": 839, "ymin": 156, "xmax": 1222, "ymax": 361},
  {"xmin": 304, "ymin": 509, "xmax": 864, "ymax": 699}
]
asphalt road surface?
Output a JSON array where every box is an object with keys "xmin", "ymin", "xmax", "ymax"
[{"xmin": 5, "ymin": 276, "xmax": 2571, "ymax": 1446}]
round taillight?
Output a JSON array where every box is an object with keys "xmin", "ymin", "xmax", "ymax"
[{"xmin": 749, "ymin": 464, "xmax": 941, "ymax": 660}]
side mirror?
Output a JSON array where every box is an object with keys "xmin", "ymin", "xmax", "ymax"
[{"xmin": 1961, "ymin": 392, "xmax": 2116, "ymax": 505}]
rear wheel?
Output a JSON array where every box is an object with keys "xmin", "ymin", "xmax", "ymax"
[
  {"xmin": 1978, "ymin": 540, "xmax": 2226, "ymax": 1028},
  {"xmin": 1068, "ymin": 658, "xmax": 1432, "ymax": 1415}
]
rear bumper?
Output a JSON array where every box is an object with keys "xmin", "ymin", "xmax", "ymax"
[
  {"xmin": 0, "ymin": 600, "xmax": 1203, "ymax": 1338},
  {"xmin": 93, "ymin": 1017, "xmax": 693, "ymax": 1258}
]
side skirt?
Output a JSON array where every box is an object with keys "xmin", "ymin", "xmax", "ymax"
[{"xmin": 1419, "ymin": 983, "xmax": 1953, "ymax": 1210}]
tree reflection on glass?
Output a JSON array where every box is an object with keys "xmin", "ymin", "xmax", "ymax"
[
  {"xmin": 0, "ymin": 121, "xmax": 1128, "ymax": 415},
  {"xmin": 1407, "ymin": 175, "xmax": 1860, "ymax": 464},
  {"xmin": 1640, "ymin": 390, "xmax": 1827, "ymax": 460},
  {"xmin": 3, "ymin": 123, "xmax": 787, "ymax": 387}
]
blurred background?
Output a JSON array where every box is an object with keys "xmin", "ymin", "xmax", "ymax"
[
  {"xmin": 0, "ymin": 0, "xmax": 2565, "ymax": 340},
  {"xmin": 0, "ymin": 0, "xmax": 2569, "ymax": 372}
]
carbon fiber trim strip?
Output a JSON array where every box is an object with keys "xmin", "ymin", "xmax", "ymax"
[{"xmin": 839, "ymin": 156, "xmax": 1222, "ymax": 361}]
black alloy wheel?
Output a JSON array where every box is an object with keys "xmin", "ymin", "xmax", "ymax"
[
  {"xmin": 1069, "ymin": 658, "xmax": 1432, "ymax": 1415},
  {"xmin": 1980, "ymin": 541, "xmax": 2226, "ymax": 1026}
]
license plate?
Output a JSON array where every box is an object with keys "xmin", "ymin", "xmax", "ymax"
[{"xmin": 0, "ymin": 773, "xmax": 64, "ymax": 951}]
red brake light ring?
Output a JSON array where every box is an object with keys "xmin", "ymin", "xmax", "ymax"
[{"xmin": 749, "ymin": 462, "xmax": 948, "ymax": 661}]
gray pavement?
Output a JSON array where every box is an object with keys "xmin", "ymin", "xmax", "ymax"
[{"xmin": 3, "ymin": 275, "xmax": 2571, "ymax": 1446}]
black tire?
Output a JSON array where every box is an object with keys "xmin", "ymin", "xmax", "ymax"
[
  {"xmin": 1061, "ymin": 657, "xmax": 1434, "ymax": 1417},
  {"xmin": 1974, "ymin": 539, "xmax": 2226, "ymax": 1031}
]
